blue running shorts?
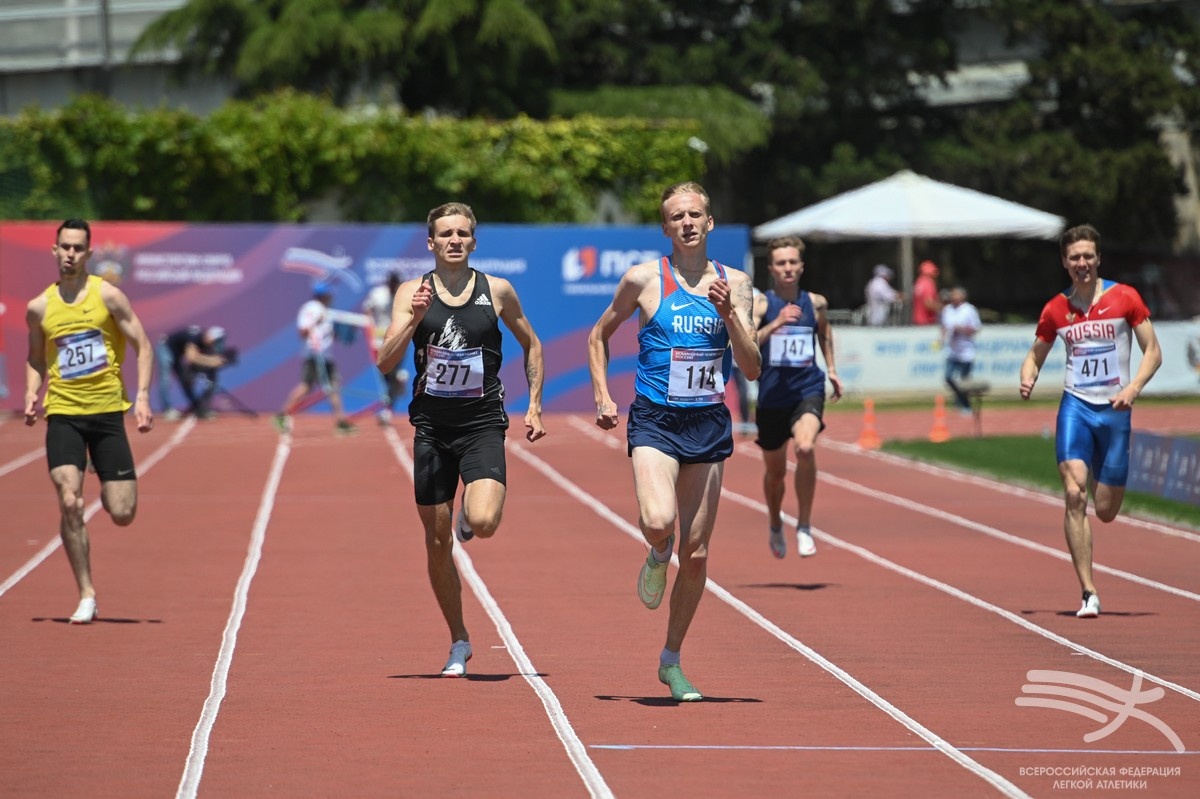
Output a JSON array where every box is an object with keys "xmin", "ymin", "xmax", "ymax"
[{"xmin": 1055, "ymin": 391, "xmax": 1132, "ymax": 487}]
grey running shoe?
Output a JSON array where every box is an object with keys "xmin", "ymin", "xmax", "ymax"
[{"xmin": 441, "ymin": 640, "xmax": 472, "ymax": 677}]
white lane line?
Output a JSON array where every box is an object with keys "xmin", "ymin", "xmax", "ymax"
[
  {"xmin": 511, "ymin": 444, "xmax": 1031, "ymax": 799},
  {"xmin": 383, "ymin": 427, "xmax": 614, "ymax": 799},
  {"xmin": 0, "ymin": 447, "xmax": 44, "ymax": 477},
  {"xmin": 176, "ymin": 435, "xmax": 291, "ymax": 799},
  {"xmin": 823, "ymin": 438, "xmax": 1200, "ymax": 543},
  {"xmin": 732, "ymin": 443, "xmax": 1200, "ymax": 603},
  {"xmin": 591, "ymin": 744, "xmax": 1200, "ymax": 755},
  {"xmin": 0, "ymin": 419, "xmax": 196, "ymax": 600},
  {"xmin": 718, "ymin": 488, "xmax": 1200, "ymax": 704}
]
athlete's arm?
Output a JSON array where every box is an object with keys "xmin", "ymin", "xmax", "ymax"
[
  {"xmin": 493, "ymin": 277, "xmax": 546, "ymax": 442},
  {"xmin": 377, "ymin": 277, "xmax": 430, "ymax": 373},
  {"xmin": 102, "ymin": 282, "xmax": 154, "ymax": 432},
  {"xmin": 23, "ymin": 297, "xmax": 49, "ymax": 426},
  {"xmin": 1111, "ymin": 319, "xmax": 1162, "ymax": 410},
  {"xmin": 713, "ymin": 270, "xmax": 761, "ymax": 381},
  {"xmin": 1019, "ymin": 338, "xmax": 1054, "ymax": 400},
  {"xmin": 588, "ymin": 263, "xmax": 653, "ymax": 429},
  {"xmin": 812, "ymin": 292, "xmax": 842, "ymax": 401}
]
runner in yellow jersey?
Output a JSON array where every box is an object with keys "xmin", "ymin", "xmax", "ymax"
[{"xmin": 24, "ymin": 219, "xmax": 155, "ymax": 624}]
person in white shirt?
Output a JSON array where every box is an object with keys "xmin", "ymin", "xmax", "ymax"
[
  {"xmin": 940, "ymin": 286, "xmax": 982, "ymax": 413},
  {"xmin": 864, "ymin": 264, "xmax": 901, "ymax": 326},
  {"xmin": 273, "ymin": 281, "xmax": 356, "ymax": 434},
  {"xmin": 362, "ymin": 272, "xmax": 409, "ymax": 424}
]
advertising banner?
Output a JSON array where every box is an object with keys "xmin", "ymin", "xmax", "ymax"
[{"xmin": 0, "ymin": 221, "xmax": 750, "ymax": 414}]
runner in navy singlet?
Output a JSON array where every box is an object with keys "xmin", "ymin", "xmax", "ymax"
[{"xmin": 752, "ymin": 236, "xmax": 842, "ymax": 560}]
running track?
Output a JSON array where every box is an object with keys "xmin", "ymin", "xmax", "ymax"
[{"xmin": 1, "ymin": 404, "xmax": 1197, "ymax": 798}]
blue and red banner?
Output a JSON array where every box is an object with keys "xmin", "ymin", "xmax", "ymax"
[{"xmin": 0, "ymin": 221, "xmax": 750, "ymax": 414}]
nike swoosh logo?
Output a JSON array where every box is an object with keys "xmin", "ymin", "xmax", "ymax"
[
  {"xmin": 670, "ymin": 301, "xmax": 694, "ymax": 311},
  {"xmin": 116, "ymin": 468, "xmax": 134, "ymax": 477},
  {"xmin": 1096, "ymin": 306, "xmax": 1110, "ymax": 315}
]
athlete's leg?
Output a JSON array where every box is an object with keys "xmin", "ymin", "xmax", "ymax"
[
  {"xmin": 631, "ymin": 446, "xmax": 681, "ymax": 555},
  {"xmin": 791, "ymin": 413, "xmax": 823, "ymax": 529},
  {"xmin": 665, "ymin": 461, "xmax": 722, "ymax": 652},
  {"xmin": 761, "ymin": 445, "xmax": 788, "ymax": 530},
  {"xmin": 51, "ymin": 465, "xmax": 93, "ymax": 600},
  {"xmin": 460, "ymin": 478, "xmax": 506, "ymax": 539},
  {"xmin": 1059, "ymin": 458, "xmax": 1096, "ymax": 595},
  {"xmin": 419, "ymin": 500, "xmax": 468, "ymax": 643}
]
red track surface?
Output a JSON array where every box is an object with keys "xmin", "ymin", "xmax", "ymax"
[{"xmin": 1, "ymin": 404, "xmax": 1197, "ymax": 798}]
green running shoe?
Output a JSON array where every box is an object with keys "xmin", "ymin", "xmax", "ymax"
[
  {"xmin": 658, "ymin": 663, "xmax": 702, "ymax": 701},
  {"xmin": 637, "ymin": 534, "xmax": 673, "ymax": 609}
]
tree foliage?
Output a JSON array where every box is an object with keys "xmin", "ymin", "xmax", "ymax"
[
  {"xmin": 0, "ymin": 92, "xmax": 704, "ymax": 223},
  {"xmin": 118, "ymin": 0, "xmax": 1200, "ymax": 248}
]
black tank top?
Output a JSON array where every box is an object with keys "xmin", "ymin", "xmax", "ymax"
[{"xmin": 409, "ymin": 269, "xmax": 508, "ymax": 430}]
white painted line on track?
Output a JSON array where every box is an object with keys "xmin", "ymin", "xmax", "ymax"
[
  {"xmin": 0, "ymin": 418, "xmax": 195, "ymax": 600},
  {"xmin": 591, "ymin": 743, "xmax": 1200, "ymax": 755},
  {"xmin": 823, "ymin": 438, "xmax": 1200, "ymax": 543},
  {"xmin": 0, "ymin": 447, "xmax": 43, "ymax": 477},
  {"xmin": 733, "ymin": 442, "xmax": 1200, "ymax": 603},
  {"xmin": 176, "ymin": 434, "xmax": 290, "ymax": 799},
  {"xmin": 383, "ymin": 427, "xmax": 614, "ymax": 799},
  {"xmin": 719, "ymin": 488, "xmax": 1200, "ymax": 704},
  {"xmin": 511, "ymin": 443, "xmax": 1032, "ymax": 799}
]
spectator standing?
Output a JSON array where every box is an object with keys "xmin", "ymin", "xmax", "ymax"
[
  {"xmin": 940, "ymin": 287, "xmax": 982, "ymax": 414},
  {"xmin": 912, "ymin": 260, "xmax": 942, "ymax": 325},
  {"xmin": 864, "ymin": 264, "xmax": 901, "ymax": 326}
]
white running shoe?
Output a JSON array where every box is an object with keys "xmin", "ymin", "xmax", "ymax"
[
  {"xmin": 1076, "ymin": 591, "xmax": 1100, "ymax": 618},
  {"xmin": 768, "ymin": 525, "xmax": 786, "ymax": 559},
  {"xmin": 797, "ymin": 530, "xmax": 817, "ymax": 557},
  {"xmin": 441, "ymin": 640, "xmax": 472, "ymax": 677},
  {"xmin": 69, "ymin": 597, "xmax": 98, "ymax": 624},
  {"xmin": 455, "ymin": 506, "xmax": 474, "ymax": 543}
]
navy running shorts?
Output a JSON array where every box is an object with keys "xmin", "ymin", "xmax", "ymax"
[
  {"xmin": 46, "ymin": 412, "xmax": 136, "ymax": 481},
  {"xmin": 412, "ymin": 425, "xmax": 507, "ymax": 506},
  {"xmin": 755, "ymin": 393, "xmax": 827, "ymax": 451},
  {"xmin": 626, "ymin": 394, "xmax": 733, "ymax": 464}
]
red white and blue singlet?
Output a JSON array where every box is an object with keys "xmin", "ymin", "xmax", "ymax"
[
  {"xmin": 634, "ymin": 258, "xmax": 734, "ymax": 407},
  {"xmin": 1034, "ymin": 279, "xmax": 1150, "ymax": 404}
]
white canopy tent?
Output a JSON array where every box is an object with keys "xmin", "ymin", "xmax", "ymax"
[{"xmin": 752, "ymin": 169, "xmax": 1066, "ymax": 300}]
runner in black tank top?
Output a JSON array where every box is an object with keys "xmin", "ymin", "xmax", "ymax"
[
  {"xmin": 374, "ymin": 202, "xmax": 546, "ymax": 678},
  {"xmin": 409, "ymin": 268, "xmax": 508, "ymax": 432}
]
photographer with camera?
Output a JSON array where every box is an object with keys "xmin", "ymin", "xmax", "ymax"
[{"xmin": 156, "ymin": 325, "xmax": 232, "ymax": 420}]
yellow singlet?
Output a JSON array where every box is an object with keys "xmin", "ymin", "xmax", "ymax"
[{"xmin": 41, "ymin": 275, "xmax": 130, "ymax": 416}]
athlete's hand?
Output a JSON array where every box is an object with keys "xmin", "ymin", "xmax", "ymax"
[
  {"xmin": 828, "ymin": 372, "xmax": 844, "ymax": 402},
  {"xmin": 1019, "ymin": 377, "xmax": 1036, "ymax": 400},
  {"xmin": 525, "ymin": 410, "xmax": 546, "ymax": 442},
  {"xmin": 1110, "ymin": 386, "xmax": 1138, "ymax": 411},
  {"xmin": 411, "ymin": 278, "xmax": 434, "ymax": 320},
  {"xmin": 596, "ymin": 400, "xmax": 619, "ymax": 430},
  {"xmin": 707, "ymin": 278, "xmax": 733, "ymax": 318},
  {"xmin": 776, "ymin": 303, "xmax": 802, "ymax": 326},
  {"xmin": 23, "ymin": 395, "xmax": 39, "ymax": 426},
  {"xmin": 134, "ymin": 395, "xmax": 154, "ymax": 433}
]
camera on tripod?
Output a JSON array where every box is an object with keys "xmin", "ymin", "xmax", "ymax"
[{"xmin": 222, "ymin": 346, "xmax": 239, "ymax": 366}]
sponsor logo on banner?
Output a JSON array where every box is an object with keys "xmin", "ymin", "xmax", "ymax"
[
  {"xmin": 89, "ymin": 242, "xmax": 130, "ymax": 285},
  {"xmin": 562, "ymin": 246, "xmax": 659, "ymax": 295},
  {"xmin": 280, "ymin": 246, "xmax": 362, "ymax": 290}
]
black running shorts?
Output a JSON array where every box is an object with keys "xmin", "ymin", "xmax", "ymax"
[{"xmin": 46, "ymin": 412, "xmax": 136, "ymax": 481}]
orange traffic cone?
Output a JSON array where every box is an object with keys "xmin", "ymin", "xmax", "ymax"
[
  {"xmin": 928, "ymin": 394, "xmax": 951, "ymax": 443},
  {"xmin": 857, "ymin": 398, "xmax": 881, "ymax": 449}
]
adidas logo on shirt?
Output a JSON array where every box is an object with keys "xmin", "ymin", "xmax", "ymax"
[{"xmin": 474, "ymin": 295, "xmax": 492, "ymax": 306}]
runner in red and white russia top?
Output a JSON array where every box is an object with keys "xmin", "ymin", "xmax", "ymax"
[{"xmin": 1033, "ymin": 279, "xmax": 1151, "ymax": 404}]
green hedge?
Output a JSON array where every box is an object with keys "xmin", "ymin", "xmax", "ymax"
[{"xmin": 0, "ymin": 90, "xmax": 706, "ymax": 223}]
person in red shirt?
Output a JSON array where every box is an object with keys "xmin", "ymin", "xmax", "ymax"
[{"xmin": 912, "ymin": 260, "xmax": 942, "ymax": 325}]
